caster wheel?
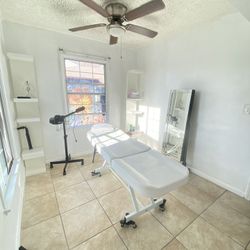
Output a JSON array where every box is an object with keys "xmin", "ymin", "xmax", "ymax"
[
  {"xmin": 132, "ymin": 223, "xmax": 137, "ymax": 229},
  {"xmin": 159, "ymin": 199, "xmax": 166, "ymax": 211},
  {"xmin": 91, "ymin": 171, "xmax": 101, "ymax": 177},
  {"xmin": 120, "ymin": 218, "xmax": 126, "ymax": 227},
  {"xmin": 120, "ymin": 214, "xmax": 137, "ymax": 229},
  {"xmin": 81, "ymin": 161, "xmax": 84, "ymax": 165},
  {"xmin": 63, "ymin": 171, "xmax": 66, "ymax": 176}
]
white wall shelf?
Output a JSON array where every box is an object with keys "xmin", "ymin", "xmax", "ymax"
[
  {"xmin": 8, "ymin": 52, "xmax": 46, "ymax": 176},
  {"xmin": 125, "ymin": 70, "xmax": 144, "ymax": 134},
  {"xmin": 127, "ymin": 98, "xmax": 144, "ymax": 101},
  {"xmin": 13, "ymin": 98, "xmax": 38, "ymax": 103},
  {"xmin": 127, "ymin": 111, "xmax": 144, "ymax": 116},
  {"xmin": 16, "ymin": 117, "xmax": 40, "ymax": 123},
  {"xmin": 22, "ymin": 147, "xmax": 44, "ymax": 160}
]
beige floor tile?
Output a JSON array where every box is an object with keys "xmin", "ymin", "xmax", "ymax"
[
  {"xmin": 162, "ymin": 239, "xmax": 187, "ymax": 250},
  {"xmin": 80, "ymin": 161, "xmax": 110, "ymax": 180},
  {"xmin": 61, "ymin": 199, "xmax": 111, "ymax": 248},
  {"xmin": 99, "ymin": 187, "xmax": 134, "ymax": 223},
  {"xmin": 83, "ymin": 153, "xmax": 102, "ymax": 166},
  {"xmin": 115, "ymin": 213, "xmax": 173, "ymax": 250},
  {"xmin": 56, "ymin": 182, "xmax": 95, "ymax": 213},
  {"xmin": 87, "ymin": 173, "xmax": 122, "ymax": 197},
  {"xmin": 171, "ymin": 183, "xmax": 214, "ymax": 214},
  {"xmin": 201, "ymin": 199, "xmax": 250, "ymax": 247},
  {"xmin": 49, "ymin": 162, "xmax": 80, "ymax": 176},
  {"xmin": 247, "ymin": 242, "xmax": 250, "ymax": 250},
  {"xmin": 52, "ymin": 168, "xmax": 84, "ymax": 191},
  {"xmin": 177, "ymin": 217, "xmax": 243, "ymax": 250},
  {"xmin": 152, "ymin": 194, "xmax": 197, "ymax": 236},
  {"xmin": 25, "ymin": 173, "xmax": 54, "ymax": 200},
  {"xmin": 21, "ymin": 216, "xmax": 68, "ymax": 250},
  {"xmin": 22, "ymin": 193, "xmax": 59, "ymax": 229},
  {"xmin": 72, "ymin": 227, "xmax": 126, "ymax": 250},
  {"xmin": 188, "ymin": 175, "xmax": 225, "ymax": 199},
  {"xmin": 218, "ymin": 191, "xmax": 250, "ymax": 218}
]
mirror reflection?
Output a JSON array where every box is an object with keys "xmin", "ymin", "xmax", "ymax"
[{"xmin": 162, "ymin": 89, "xmax": 195, "ymax": 165}]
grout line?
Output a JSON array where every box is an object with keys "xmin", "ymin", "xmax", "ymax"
[
  {"xmin": 51, "ymin": 173, "xmax": 70, "ymax": 250},
  {"xmin": 245, "ymin": 240, "xmax": 250, "ymax": 250},
  {"xmin": 58, "ymin": 214, "xmax": 70, "ymax": 250},
  {"xmin": 160, "ymin": 238, "xmax": 186, "ymax": 250},
  {"xmin": 24, "ymin": 190, "xmax": 55, "ymax": 202},
  {"xmin": 172, "ymin": 188, "xmax": 244, "ymax": 249},
  {"xmin": 84, "ymin": 173, "xmax": 129, "ymax": 250},
  {"xmin": 69, "ymin": 225, "xmax": 114, "ymax": 250},
  {"xmin": 199, "ymin": 216, "xmax": 245, "ymax": 248},
  {"xmin": 153, "ymin": 189, "xmax": 228, "ymax": 249},
  {"xmin": 21, "ymin": 214, "xmax": 60, "ymax": 232},
  {"xmin": 173, "ymin": 190, "xmax": 227, "ymax": 239},
  {"xmin": 112, "ymin": 224, "xmax": 129, "ymax": 250},
  {"xmin": 57, "ymin": 195, "xmax": 96, "ymax": 216}
]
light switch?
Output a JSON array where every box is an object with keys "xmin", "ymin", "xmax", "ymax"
[{"xmin": 243, "ymin": 104, "xmax": 250, "ymax": 115}]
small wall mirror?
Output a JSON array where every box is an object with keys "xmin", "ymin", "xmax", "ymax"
[{"xmin": 162, "ymin": 89, "xmax": 195, "ymax": 165}]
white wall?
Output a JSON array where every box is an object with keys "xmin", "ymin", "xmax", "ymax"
[
  {"xmin": 136, "ymin": 13, "xmax": 250, "ymax": 197},
  {"xmin": 2, "ymin": 21, "xmax": 137, "ymax": 162}
]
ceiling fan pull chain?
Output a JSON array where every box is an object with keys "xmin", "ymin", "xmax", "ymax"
[{"xmin": 120, "ymin": 36, "xmax": 123, "ymax": 60}]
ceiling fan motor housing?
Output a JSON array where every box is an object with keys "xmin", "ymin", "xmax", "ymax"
[{"xmin": 105, "ymin": 2, "xmax": 127, "ymax": 20}]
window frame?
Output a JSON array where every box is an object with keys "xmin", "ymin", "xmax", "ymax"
[
  {"xmin": 0, "ymin": 82, "xmax": 14, "ymax": 198},
  {"xmin": 60, "ymin": 53, "xmax": 109, "ymax": 127}
]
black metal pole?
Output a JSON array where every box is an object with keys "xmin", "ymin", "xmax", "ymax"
[
  {"xmin": 17, "ymin": 126, "xmax": 33, "ymax": 150},
  {"xmin": 63, "ymin": 120, "xmax": 69, "ymax": 162}
]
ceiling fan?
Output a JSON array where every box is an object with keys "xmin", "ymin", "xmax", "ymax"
[{"xmin": 69, "ymin": 0, "xmax": 165, "ymax": 45}]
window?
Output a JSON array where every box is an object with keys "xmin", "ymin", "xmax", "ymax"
[
  {"xmin": 63, "ymin": 58, "xmax": 107, "ymax": 126},
  {"xmin": 0, "ymin": 92, "xmax": 13, "ymax": 195}
]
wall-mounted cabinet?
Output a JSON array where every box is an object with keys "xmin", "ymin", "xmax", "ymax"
[
  {"xmin": 125, "ymin": 70, "xmax": 144, "ymax": 135},
  {"xmin": 7, "ymin": 53, "xmax": 46, "ymax": 176}
]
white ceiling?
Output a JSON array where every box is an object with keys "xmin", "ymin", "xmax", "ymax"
[{"xmin": 0, "ymin": 0, "xmax": 237, "ymax": 47}]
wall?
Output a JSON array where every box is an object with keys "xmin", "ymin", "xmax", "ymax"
[
  {"xmin": 0, "ymin": 18, "xmax": 25, "ymax": 250},
  {"xmin": 2, "ymin": 21, "xmax": 136, "ymax": 162},
  {"xmin": 136, "ymin": 13, "xmax": 250, "ymax": 197}
]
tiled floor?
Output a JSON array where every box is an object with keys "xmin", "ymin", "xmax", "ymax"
[{"xmin": 21, "ymin": 154, "xmax": 250, "ymax": 250}]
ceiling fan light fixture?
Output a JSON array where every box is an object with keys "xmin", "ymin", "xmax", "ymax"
[{"xmin": 107, "ymin": 24, "xmax": 126, "ymax": 37}]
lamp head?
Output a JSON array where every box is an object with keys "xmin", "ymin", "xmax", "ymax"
[{"xmin": 107, "ymin": 24, "xmax": 126, "ymax": 37}]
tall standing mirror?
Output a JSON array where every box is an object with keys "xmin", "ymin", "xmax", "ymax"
[{"xmin": 162, "ymin": 89, "xmax": 195, "ymax": 165}]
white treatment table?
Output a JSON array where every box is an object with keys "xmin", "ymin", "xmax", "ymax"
[
  {"xmin": 87, "ymin": 124, "xmax": 189, "ymax": 228},
  {"xmin": 112, "ymin": 150, "xmax": 189, "ymax": 227},
  {"xmin": 87, "ymin": 124, "xmax": 129, "ymax": 163}
]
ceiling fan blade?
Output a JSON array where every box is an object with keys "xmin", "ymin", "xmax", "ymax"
[
  {"xmin": 69, "ymin": 23, "xmax": 106, "ymax": 32},
  {"xmin": 110, "ymin": 35, "xmax": 118, "ymax": 45},
  {"xmin": 125, "ymin": 0, "xmax": 165, "ymax": 21},
  {"xmin": 78, "ymin": 0, "xmax": 108, "ymax": 17},
  {"xmin": 126, "ymin": 24, "xmax": 158, "ymax": 38}
]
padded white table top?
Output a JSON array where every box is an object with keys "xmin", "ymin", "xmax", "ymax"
[
  {"xmin": 112, "ymin": 150, "xmax": 189, "ymax": 197},
  {"xmin": 87, "ymin": 124, "xmax": 115, "ymax": 143},
  {"xmin": 101, "ymin": 138, "xmax": 150, "ymax": 164},
  {"xmin": 91, "ymin": 123, "xmax": 114, "ymax": 132},
  {"xmin": 87, "ymin": 129, "xmax": 130, "ymax": 149}
]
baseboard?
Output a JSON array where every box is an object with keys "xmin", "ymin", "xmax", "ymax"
[
  {"xmin": 245, "ymin": 178, "xmax": 250, "ymax": 200},
  {"xmin": 188, "ymin": 167, "xmax": 245, "ymax": 198}
]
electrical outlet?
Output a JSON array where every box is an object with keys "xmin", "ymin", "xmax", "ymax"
[{"xmin": 243, "ymin": 104, "xmax": 250, "ymax": 115}]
